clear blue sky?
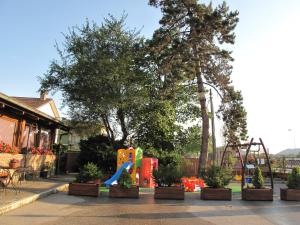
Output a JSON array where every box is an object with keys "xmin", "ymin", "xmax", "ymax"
[{"xmin": 1, "ymin": 1, "xmax": 300, "ymax": 153}]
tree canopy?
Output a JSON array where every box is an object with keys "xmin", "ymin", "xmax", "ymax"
[
  {"xmin": 40, "ymin": 15, "xmax": 201, "ymax": 156},
  {"xmin": 148, "ymin": 0, "xmax": 248, "ymax": 174},
  {"xmin": 40, "ymin": 2, "xmax": 248, "ymax": 175},
  {"xmin": 40, "ymin": 15, "xmax": 148, "ymax": 147}
]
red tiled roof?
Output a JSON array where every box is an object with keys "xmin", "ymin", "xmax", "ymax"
[{"xmin": 10, "ymin": 97, "xmax": 52, "ymax": 109}]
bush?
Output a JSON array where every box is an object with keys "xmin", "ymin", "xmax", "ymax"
[
  {"xmin": 76, "ymin": 162, "xmax": 103, "ymax": 183},
  {"xmin": 203, "ymin": 165, "xmax": 232, "ymax": 188},
  {"xmin": 152, "ymin": 165, "xmax": 183, "ymax": 187},
  {"xmin": 252, "ymin": 167, "xmax": 264, "ymax": 189},
  {"xmin": 287, "ymin": 167, "xmax": 300, "ymax": 189},
  {"xmin": 118, "ymin": 168, "xmax": 132, "ymax": 189},
  {"xmin": 78, "ymin": 135, "xmax": 117, "ymax": 175},
  {"xmin": 144, "ymin": 147, "xmax": 182, "ymax": 168}
]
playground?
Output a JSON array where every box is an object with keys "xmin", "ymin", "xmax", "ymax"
[
  {"xmin": 99, "ymin": 139, "xmax": 278, "ymax": 201},
  {"xmin": 0, "ymin": 142, "xmax": 298, "ymax": 225}
]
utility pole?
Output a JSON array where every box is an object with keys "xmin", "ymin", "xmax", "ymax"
[{"xmin": 210, "ymin": 89, "xmax": 217, "ymax": 165}]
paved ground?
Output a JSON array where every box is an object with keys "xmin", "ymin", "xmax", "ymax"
[
  {"xmin": 0, "ymin": 175, "xmax": 71, "ymax": 208},
  {"xmin": 1, "ymin": 187, "xmax": 300, "ymax": 225}
]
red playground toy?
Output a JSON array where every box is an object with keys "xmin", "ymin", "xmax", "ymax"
[
  {"xmin": 140, "ymin": 158, "xmax": 158, "ymax": 188},
  {"xmin": 181, "ymin": 177, "xmax": 205, "ymax": 192}
]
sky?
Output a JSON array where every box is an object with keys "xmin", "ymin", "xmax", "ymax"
[{"xmin": 0, "ymin": 0, "xmax": 300, "ymax": 153}]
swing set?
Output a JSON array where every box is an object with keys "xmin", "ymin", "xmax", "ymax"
[{"xmin": 221, "ymin": 138, "xmax": 274, "ymax": 191}]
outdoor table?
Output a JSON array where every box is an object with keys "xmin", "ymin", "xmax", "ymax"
[{"xmin": 0, "ymin": 167, "xmax": 28, "ymax": 194}]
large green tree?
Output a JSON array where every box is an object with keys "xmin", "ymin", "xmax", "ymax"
[
  {"xmin": 40, "ymin": 15, "xmax": 148, "ymax": 147},
  {"xmin": 40, "ymin": 14, "xmax": 200, "ymax": 157},
  {"xmin": 149, "ymin": 0, "xmax": 248, "ymax": 175},
  {"xmin": 131, "ymin": 41, "xmax": 201, "ymax": 154}
]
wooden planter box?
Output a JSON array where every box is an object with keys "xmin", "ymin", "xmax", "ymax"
[
  {"xmin": 280, "ymin": 188, "xmax": 300, "ymax": 201},
  {"xmin": 68, "ymin": 183, "xmax": 99, "ymax": 197},
  {"xmin": 242, "ymin": 188, "xmax": 273, "ymax": 201},
  {"xmin": 201, "ymin": 187, "xmax": 232, "ymax": 201},
  {"xmin": 109, "ymin": 185, "xmax": 139, "ymax": 198},
  {"xmin": 154, "ymin": 186, "xmax": 185, "ymax": 200}
]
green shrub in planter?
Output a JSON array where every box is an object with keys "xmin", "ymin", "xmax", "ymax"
[
  {"xmin": 287, "ymin": 167, "xmax": 300, "ymax": 189},
  {"xmin": 252, "ymin": 167, "xmax": 264, "ymax": 188},
  {"xmin": 118, "ymin": 169, "xmax": 132, "ymax": 189},
  {"xmin": 203, "ymin": 165, "xmax": 232, "ymax": 188},
  {"xmin": 76, "ymin": 162, "xmax": 103, "ymax": 183},
  {"xmin": 153, "ymin": 165, "xmax": 182, "ymax": 187}
]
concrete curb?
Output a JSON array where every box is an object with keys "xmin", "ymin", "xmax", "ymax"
[{"xmin": 0, "ymin": 183, "xmax": 69, "ymax": 215}]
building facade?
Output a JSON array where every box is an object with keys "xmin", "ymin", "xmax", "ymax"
[{"xmin": 0, "ymin": 91, "xmax": 68, "ymax": 152}]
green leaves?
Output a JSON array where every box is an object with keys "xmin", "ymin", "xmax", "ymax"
[
  {"xmin": 152, "ymin": 165, "xmax": 183, "ymax": 187},
  {"xmin": 203, "ymin": 165, "xmax": 232, "ymax": 188},
  {"xmin": 287, "ymin": 167, "xmax": 300, "ymax": 189},
  {"xmin": 75, "ymin": 162, "xmax": 103, "ymax": 183},
  {"xmin": 78, "ymin": 135, "xmax": 117, "ymax": 175},
  {"xmin": 252, "ymin": 167, "xmax": 264, "ymax": 189},
  {"xmin": 40, "ymin": 15, "xmax": 148, "ymax": 146},
  {"xmin": 118, "ymin": 168, "xmax": 132, "ymax": 189},
  {"xmin": 149, "ymin": 0, "xmax": 248, "ymax": 169}
]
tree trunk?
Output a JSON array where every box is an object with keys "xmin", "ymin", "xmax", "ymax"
[
  {"xmin": 196, "ymin": 61, "xmax": 209, "ymax": 176},
  {"xmin": 101, "ymin": 114, "xmax": 115, "ymax": 145},
  {"xmin": 117, "ymin": 109, "xmax": 128, "ymax": 146}
]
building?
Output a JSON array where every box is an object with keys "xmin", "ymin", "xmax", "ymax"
[{"xmin": 0, "ymin": 91, "xmax": 68, "ymax": 152}]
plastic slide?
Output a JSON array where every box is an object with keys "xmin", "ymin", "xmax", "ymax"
[{"xmin": 104, "ymin": 162, "xmax": 133, "ymax": 187}]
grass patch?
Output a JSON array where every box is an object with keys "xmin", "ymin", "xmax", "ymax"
[
  {"xmin": 228, "ymin": 183, "xmax": 241, "ymax": 193},
  {"xmin": 100, "ymin": 187, "xmax": 109, "ymax": 193},
  {"xmin": 100, "ymin": 183, "xmax": 241, "ymax": 193}
]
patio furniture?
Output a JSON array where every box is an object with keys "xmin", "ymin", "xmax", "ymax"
[{"xmin": 0, "ymin": 166, "xmax": 31, "ymax": 194}]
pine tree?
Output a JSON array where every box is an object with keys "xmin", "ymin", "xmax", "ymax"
[
  {"xmin": 149, "ymin": 0, "xmax": 248, "ymax": 175},
  {"xmin": 252, "ymin": 167, "xmax": 264, "ymax": 189}
]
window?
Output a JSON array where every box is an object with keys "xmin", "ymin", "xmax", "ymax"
[
  {"xmin": 0, "ymin": 116, "xmax": 17, "ymax": 146},
  {"xmin": 28, "ymin": 126, "xmax": 38, "ymax": 148},
  {"xmin": 20, "ymin": 125, "xmax": 31, "ymax": 149},
  {"xmin": 40, "ymin": 128, "xmax": 51, "ymax": 149}
]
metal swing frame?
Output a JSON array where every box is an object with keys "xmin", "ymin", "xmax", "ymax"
[
  {"xmin": 221, "ymin": 141, "xmax": 244, "ymax": 174},
  {"xmin": 241, "ymin": 138, "xmax": 274, "ymax": 192},
  {"xmin": 221, "ymin": 138, "xmax": 274, "ymax": 192}
]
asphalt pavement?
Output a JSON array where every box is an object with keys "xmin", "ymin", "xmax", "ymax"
[{"xmin": 1, "ymin": 190, "xmax": 299, "ymax": 225}]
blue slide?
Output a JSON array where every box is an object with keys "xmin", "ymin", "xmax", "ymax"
[{"xmin": 104, "ymin": 162, "xmax": 133, "ymax": 187}]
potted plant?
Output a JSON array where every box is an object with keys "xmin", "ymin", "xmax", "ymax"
[
  {"xmin": 109, "ymin": 168, "xmax": 139, "ymax": 198},
  {"xmin": 9, "ymin": 158, "xmax": 20, "ymax": 169},
  {"xmin": 40, "ymin": 162, "xmax": 53, "ymax": 178},
  {"xmin": 201, "ymin": 165, "xmax": 232, "ymax": 200},
  {"xmin": 242, "ymin": 167, "xmax": 273, "ymax": 201},
  {"xmin": 153, "ymin": 165, "xmax": 184, "ymax": 200},
  {"xmin": 68, "ymin": 162, "xmax": 102, "ymax": 197},
  {"xmin": 281, "ymin": 167, "xmax": 300, "ymax": 201}
]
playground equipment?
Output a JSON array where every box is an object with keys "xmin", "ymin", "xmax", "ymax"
[
  {"xmin": 241, "ymin": 138, "xmax": 273, "ymax": 191},
  {"xmin": 140, "ymin": 158, "xmax": 158, "ymax": 188},
  {"xmin": 104, "ymin": 162, "xmax": 133, "ymax": 187},
  {"xmin": 104, "ymin": 147, "xmax": 142, "ymax": 187},
  {"xmin": 104, "ymin": 147, "xmax": 158, "ymax": 188},
  {"xmin": 181, "ymin": 177, "xmax": 205, "ymax": 192},
  {"xmin": 221, "ymin": 141, "xmax": 244, "ymax": 176},
  {"xmin": 221, "ymin": 138, "xmax": 273, "ymax": 188}
]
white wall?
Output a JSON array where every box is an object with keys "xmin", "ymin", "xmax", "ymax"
[{"xmin": 38, "ymin": 103, "xmax": 56, "ymax": 118}]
